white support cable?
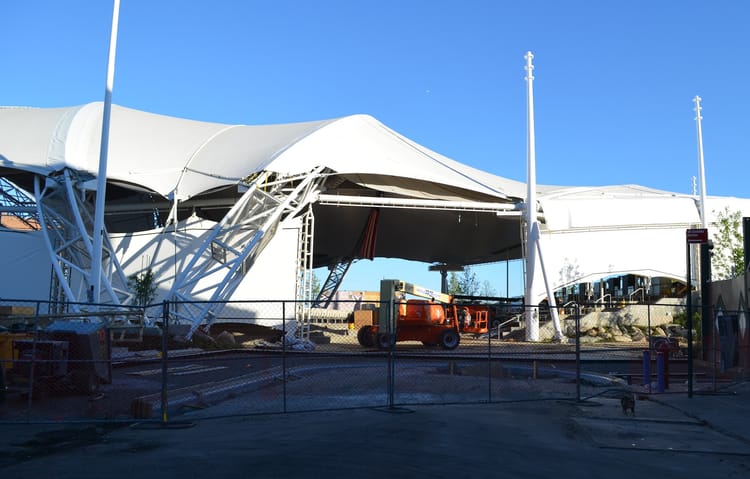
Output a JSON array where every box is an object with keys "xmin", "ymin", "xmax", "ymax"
[
  {"xmin": 102, "ymin": 231, "xmax": 130, "ymax": 300},
  {"xmin": 531, "ymin": 222, "xmax": 564, "ymax": 341}
]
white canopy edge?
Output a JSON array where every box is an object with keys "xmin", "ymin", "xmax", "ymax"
[{"xmin": 0, "ymin": 103, "xmax": 526, "ymax": 203}]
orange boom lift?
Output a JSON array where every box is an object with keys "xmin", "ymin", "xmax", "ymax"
[{"xmin": 356, "ymin": 279, "xmax": 489, "ymax": 350}]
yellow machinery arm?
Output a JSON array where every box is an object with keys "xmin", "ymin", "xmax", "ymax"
[{"xmin": 390, "ymin": 280, "xmax": 453, "ymax": 304}]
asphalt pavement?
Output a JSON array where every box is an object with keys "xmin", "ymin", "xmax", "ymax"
[{"xmin": 1, "ymin": 380, "xmax": 748, "ymax": 478}]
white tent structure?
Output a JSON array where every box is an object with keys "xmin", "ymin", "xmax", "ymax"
[
  {"xmin": 1, "ymin": 103, "xmax": 749, "ymax": 338},
  {"xmin": 537, "ymin": 184, "xmax": 750, "ymax": 293}
]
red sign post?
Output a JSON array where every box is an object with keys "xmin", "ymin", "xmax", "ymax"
[
  {"xmin": 685, "ymin": 227, "xmax": 709, "ymax": 398},
  {"xmin": 686, "ymin": 228, "xmax": 708, "ymax": 244}
]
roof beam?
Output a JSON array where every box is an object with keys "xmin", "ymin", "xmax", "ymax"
[{"xmin": 316, "ymin": 194, "xmax": 523, "ymax": 215}]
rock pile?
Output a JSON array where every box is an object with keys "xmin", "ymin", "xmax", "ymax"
[{"xmin": 540, "ymin": 302, "xmax": 692, "ymax": 344}]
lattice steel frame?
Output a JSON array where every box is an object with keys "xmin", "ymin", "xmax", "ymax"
[
  {"xmin": 168, "ymin": 166, "xmax": 327, "ymax": 338},
  {"xmin": 34, "ymin": 169, "xmax": 130, "ymax": 309}
]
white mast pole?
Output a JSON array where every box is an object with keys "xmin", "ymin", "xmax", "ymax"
[
  {"xmin": 91, "ymin": 0, "xmax": 121, "ymax": 304},
  {"xmin": 524, "ymin": 51, "xmax": 539, "ymax": 341},
  {"xmin": 694, "ymin": 96, "xmax": 708, "ymax": 229}
]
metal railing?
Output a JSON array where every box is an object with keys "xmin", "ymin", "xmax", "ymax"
[
  {"xmin": 593, "ymin": 294, "xmax": 612, "ymax": 307},
  {"xmin": 628, "ymin": 287, "xmax": 645, "ymax": 303}
]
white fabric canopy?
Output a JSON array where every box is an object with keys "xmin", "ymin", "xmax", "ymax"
[
  {"xmin": 0, "ymin": 103, "xmax": 525, "ymax": 202},
  {"xmin": 3, "ymin": 102, "xmax": 750, "ymax": 306}
]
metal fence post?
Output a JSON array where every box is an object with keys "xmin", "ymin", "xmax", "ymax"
[
  {"xmin": 686, "ymin": 242, "xmax": 694, "ymax": 398},
  {"xmin": 282, "ymin": 301, "xmax": 287, "ymax": 414},
  {"xmin": 160, "ymin": 300, "xmax": 169, "ymax": 424},
  {"xmin": 387, "ymin": 299, "xmax": 395, "ymax": 409},
  {"xmin": 712, "ymin": 312, "xmax": 718, "ymax": 393},
  {"xmin": 488, "ymin": 313, "xmax": 492, "ymax": 403},
  {"xmin": 576, "ymin": 304, "xmax": 581, "ymax": 402},
  {"xmin": 647, "ymin": 302, "xmax": 652, "ymax": 349},
  {"xmin": 25, "ymin": 308, "xmax": 42, "ymax": 417},
  {"xmin": 656, "ymin": 351, "xmax": 665, "ymax": 393}
]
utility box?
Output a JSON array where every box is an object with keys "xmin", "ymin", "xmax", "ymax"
[
  {"xmin": 12, "ymin": 339, "xmax": 69, "ymax": 377},
  {"xmin": 43, "ymin": 320, "xmax": 112, "ymax": 388},
  {"xmin": 0, "ymin": 332, "xmax": 32, "ymax": 370}
]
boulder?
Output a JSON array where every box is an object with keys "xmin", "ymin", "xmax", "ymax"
[
  {"xmin": 629, "ymin": 328, "xmax": 645, "ymax": 342},
  {"xmin": 578, "ymin": 335, "xmax": 601, "ymax": 344},
  {"xmin": 215, "ymin": 330, "xmax": 237, "ymax": 348},
  {"xmin": 667, "ymin": 324, "xmax": 688, "ymax": 338},
  {"xmin": 192, "ymin": 328, "xmax": 216, "ymax": 349},
  {"xmin": 564, "ymin": 324, "xmax": 577, "ymax": 337}
]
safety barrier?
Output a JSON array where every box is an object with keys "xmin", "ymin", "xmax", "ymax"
[{"xmin": 1, "ymin": 298, "xmax": 745, "ymax": 425}]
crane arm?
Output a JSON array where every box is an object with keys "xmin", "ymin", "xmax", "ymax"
[{"xmin": 384, "ymin": 279, "xmax": 453, "ymax": 304}]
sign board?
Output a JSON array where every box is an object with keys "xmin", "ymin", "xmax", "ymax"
[{"xmin": 686, "ymin": 228, "xmax": 708, "ymax": 244}]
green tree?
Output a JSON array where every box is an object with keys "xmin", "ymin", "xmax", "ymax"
[
  {"xmin": 479, "ymin": 280, "xmax": 496, "ymax": 297},
  {"xmin": 712, "ymin": 207, "xmax": 745, "ymax": 280},
  {"xmin": 447, "ymin": 272, "xmax": 462, "ymax": 295},
  {"xmin": 447, "ymin": 267, "xmax": 485, "ymax": 295},
  {"xmin": 459, "ymin": 267, "xmax": 480, "ymax": 295},
  {"xmin": 128, "ymin": 268, "xmax": 157, "ymax": 306},
  {"xmin": 311, "ymin": 272, "xmax": 322, "ymax": 297}
]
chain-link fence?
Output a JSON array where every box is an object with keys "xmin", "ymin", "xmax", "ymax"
[{"xmin": 1, "ymin": 297, "xmax": 746, "ymax": 424}]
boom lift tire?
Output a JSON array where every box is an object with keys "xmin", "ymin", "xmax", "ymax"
[
  {"xmin": 357, "ymin": 326, "xmax": 375, "ymax": 347},
  {"xmin": 377, "ymin": 333, "xmax": 396, "ymax": 350},
  {"xmin": 439, "ymin": 330, "xmax": 460, "ymax": 350}
]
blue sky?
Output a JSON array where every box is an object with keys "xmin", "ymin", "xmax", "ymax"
[{"xmin": 2, "ymin": 1, "xmax": 749, "ymax": 295}]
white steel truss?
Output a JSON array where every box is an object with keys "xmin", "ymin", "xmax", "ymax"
[
  {"xmin": 295, "ymin": 203, "xmax": 315, "ymax": 341},
  {"xmin": 0, "ymin": 176, "xmax": 39, "ymax": 229},
  {"xmin": 169, "ymin": 166, "xmax": 327, "ymax": 338},
  {"xmin": 34, "ymin": 169, "xmax": 130, "ymax": 309}
]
